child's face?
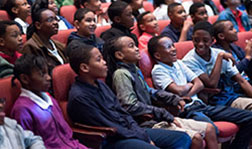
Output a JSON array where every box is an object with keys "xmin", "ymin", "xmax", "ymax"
[
  {"xmin": 131, "ymin": 0, "xmax": 143, "ymax": 10},
  {"xmin": 0, "ymin": 24, "xmax": 23, "ymax": 52},
  {"xmin": 155, "ymin": 37, "xmax": 177, "ymax": 66},
  {"xmin": 25, "ymin": 67, "xmax": 51, "ymax": 94},
  {"xmin": 221, "ymin": 21, "xmax": 238, "ymax": 42},
  {"xmin": 141, "ymin": 13, "xmax": 159, "ymax": 34},
  {"xmin": 86, "ymin": 48, "xmax": 108, "ymax": 78},
  {"xmin": 14, "ymin": 0, "xmax": 31, "ymax": 20},
  {"xmin": 76, "ymin": 11, "xmax": 96, "ymax": 37},
  {"xmin": 193, "ymin": 29, "xmax": 213, "ymax": 57},
  {"xmin": 48, "ymin": 0, "xmax": 58, "ymax": 14},
  {"xmin": 36, "ymin": 9, "xmax": 59, "ymax": 37},
  {"xmin": 118, "ymin": 36, "xmax": 141, "ymax": 63},
  {"xmin": 169, "ymin": 5, "xmax": 187, "ymax": 25},
  {"xmin": 225, "ymin": 0, "xmax": 240, "ymax": 7},
  {"xmin": 118, "ymin": 5, "xmax": 134, "ymax": 28},
  {"xmin": 191, "ymin": 6, "xmax": 208, "ymax": 23},
  {"xmin": 85, "ymin": 0, "xmax": 102, "ymax": 12}
]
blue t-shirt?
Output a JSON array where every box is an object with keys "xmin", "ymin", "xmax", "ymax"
[{"xmin": 182, "ymin": 47, "xmax": 239, "ymax": 106}]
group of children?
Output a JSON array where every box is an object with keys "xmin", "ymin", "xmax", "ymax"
[{"xmin": 1, "ymin": 0, "xmax": 252, "ymax": 148}]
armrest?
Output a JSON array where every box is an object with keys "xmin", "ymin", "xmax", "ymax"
[{"xmin": 74, "ymin": 122, "xmax": 117, "ymax": 136}]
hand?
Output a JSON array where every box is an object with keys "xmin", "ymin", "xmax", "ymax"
[
  {"xmin": 150, "ymin": 140, "xmax": 155, "ymax": 146},
  {"xmin": 173, "ymin": 118, "xmax": 182, "ymax": 128},
  {"xmin": 245, "ymin": 39, "xmax": 252, "ymax": 60},
  {"xmin": 182, "ymin": 20, "xmax": 193, "ymax": 31},
  {"xmin": 177, "ymin": 100, "xmax": 185, "ymax": 112},
  {"xmin": 182, "ymin": 96, "xmax": 192, "ymax": 104},
  {"xmin": 220, "ymin": 52, "xmax": 236, "ymax": 66}
]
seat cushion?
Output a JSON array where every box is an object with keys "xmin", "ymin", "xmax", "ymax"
[{"xmin": 214, "ymin": 121, "xmax": 239, "ymax": 137}]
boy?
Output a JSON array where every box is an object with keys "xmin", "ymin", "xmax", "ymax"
[
  {"xmin": 218, "ymin": 0, "xmax": 251, "ymax": 32},
  {"xmin": 0, "ymin": 98, "xmax": 45, "ymax": 149},
  {"xmin": 11, "ymin": 54, "xmax": 88, "ymax": 149},
  {"xmin": 121, "ymin": 0, "xmax": 145, "ymax": 19},
  {"xmin": 161, "ymin": 3, "xmax": 193, "ymax": 43},
  {"xmin": 0, "ymin": 21, "xmax": 22, "ymax": 65},
  {"xmin": 212, "ymin": 20, "xmax": 252, "ymax": 81},
  {"xmin": 182, "ymin": 21, "xmax": 252, "ymax": 110},
  {"xmin": 137, "ymin": 11, "xmax": 159, "ymax": 51},
  {"xmin": 4, "ymin": 0, "xmax": 31, "ymax": 34},
  {"xmin": 67, "ymin": 8, "xmax": 104, "ymax": 52},
  {"xmin": 149, "ymin": 34, "xmax": 252, "ymax": 149},
  {"xmin": 66, "ymin": 40, "xmax": 191, "ymax": 149},
  {"xmin": 100, "ymin": 1, "xmax": 138, "ymax": 46},
  {"xmin": 182, "ymin": 0, "xmax": 214, "ymax": 17},
  {"xmin": 189, "ymin": 3, "xmax": 209, "ymax": 24}
]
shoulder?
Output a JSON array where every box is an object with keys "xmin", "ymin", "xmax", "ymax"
[{"xmin": 113, "ymin": 68, "xmax": 132, "ymax": 79}]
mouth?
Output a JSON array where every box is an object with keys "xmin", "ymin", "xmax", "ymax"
[{"xmin": 89, "ymin": 27, "xmax": 96, "ymax": 32}]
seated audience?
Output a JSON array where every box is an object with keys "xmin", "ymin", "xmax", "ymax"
[
  {"xmin": 218, "ymin": 0, "xmax": 251, "ymax": 32},
  {"xmin": 11, "ymin": 54, "xmax": 88, "ymax": 149},
  {"xmin": 4, "ymin": 0, "xmax": 31, "ymax": 34},
  {"xmin": 182, "ymin": 0, "xmax": 214, "ymax": 17},
  {"xmin": 101, "ymin": 1, "xmax": 138, "ymax": 46},
  {"xmin": 149, "ymin": 34, "xmax": 252, "ymax": 149},
  {"xmin": 66, "ymin": 40, "xmax": 192, "ymax": 149},
  {"xmin": 189, "ymin": 3, "xmax": 209, "ymax": 24},
  {"xmin": 137, "ymin": 11, "xmax": 159, "ymax": 51},
  {"xmin": 161, "ymin": 3, "xmax": 193, "ymax": 43},
  {"xmin": 23, "ymin": 6, "xmax": 67, "ymax": 74},
  {"xmin": 153, "ymin": 0, "xmax": 174, "ymax": 21},
  {"xmin": 67, "ymin": 8, "xmax": 104, "ymax": 52},
  {"xmin": 182, "ymin": 21, "xmax": 252, "ymax": 110},
  {"xmin": 0, "ymin": 98, "xmax": 46, "ymax": 149},
  {"xmin": 104, "ymin": 36, "xmax": 218, "ymax": 149}
]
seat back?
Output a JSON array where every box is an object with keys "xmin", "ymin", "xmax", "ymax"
[
  {"xmin": 208, "ymin": 15, "xmax": 218, "ymax": 24},
  {"xmin": 235, "ymin": 31, "xmax": 252, "ymax": 50},
  {"xmin": 174, "ymin": 41, "xmax": 194, "ymax": 59},
  {"xmin": 60, "ymin": 5, "xmax": 77, "ymax": 25},
  {"xmin": 0, "ymin": 77, "xmax": 21, "ymax": 116},
  {"xmin": 0, "ymin": 10, "xmax": 10, "ymax": 21},
  {"xmin": 95, "ymin": 25, "xmax": 111, "ymax": 37},
  {"xmin": 143, "ymin": 1, "xmax": 154, "ymax": 12},
  {"xmin": 52, "ymin": 64, "xmax": 77, "ymax": 125},
  {"xmin": 52, "ymin": 29, "xmax": 76, "ymax": 45}
]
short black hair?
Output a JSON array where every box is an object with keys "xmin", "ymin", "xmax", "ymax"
[
  {"xmin": 148, "ymin": 35, "xmax": 167, "ymax": 59},
  {"xmin": 108, "ymin": 1, "xmax": 129, "ymax": 22},
  {"xmin": 213, "ymin": 20, "xmax": 227, "ymax": 40},
  {"xmin": 4, "ymin": 0, "xmax": 17, "ymax": 20},
  {"xmin": 168, "ymin": 2, "xmax": 181, "ymax": 14},
  {"xmin": 153, "ymin": 0, "xmax": 166, "ymax": 7},
  {"xmin": 220, "ymin": 0, "xmax": 227, "ymax": 8},
  {"xmin": 74, "ymin": 8, "xmax": 93, "ymax": 22},
  {"xmin": 74, "ymin": 0, "xmax": 90, "ymax": 9},
  {"xmin": 67, "ymin": 40, "xmax": 95, "ymax": 74},
  {"xmin": 137, "ymin": 11, "xmax": 151, "ymax": 34},
  {"xmin": 189, "ymin": 2, "xmax": 205, "ymax": 15},
  {"xmin": 193, "ymin": 21, "xmax": 213, "ymax": 36},
  {"xmin": 12, "ymin": 54, "xmax": 47, "ymax": 85},
  {"xmin": 244, "ymin": 0, "xmax": 252, "ymax": 14},
  {"xmin": 0, "ymin": 20, "xmax": 18, "ymax": 38}
]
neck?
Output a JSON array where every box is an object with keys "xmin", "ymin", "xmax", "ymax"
[
  {"xmin": 197, "ymin": 49, "xmax": 211, "ymax": 61},
  {"xmin": 171, "ymin": 21, "xmax": 182, "ymax": 30},
  {"xmin": 79, "ymin": 74, "xmax": 97, "ymax": 87},
  {"xmin": 0, "ymin": 48, "xmax": 15, "ymax": 57},
  {"xmin": 37, "ymin": 32, "xmax": 51, "ymax": 47},
  {"xmin": 217, "ymin": 41, "xmax": 232, "ymax": 52},
  {"xmin": 23, "ymin": 86, "xmax": 43, "ymax": 98},
  {"xmin": 77, "ymin": 32, "xmax": 91, "ymax": 38},
  {"xmin": 229, "ymin": 6, "xmax": 237, "ymax": 11}
]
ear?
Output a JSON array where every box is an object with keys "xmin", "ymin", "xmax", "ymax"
[
  {"xmin": 80, "ymin": 63, "xmax": 89, "ymax": 73},
  {"xmin": 74, "ymin": 20, "xmax": 80, "ymax": 30},
  {"xmin": 114, "ymin": 16, "xmax": 121, "ymax": 24},
  {"xmin": 139, "ymin": 24, "xmax": 146, "ymax": 32},
  {"xmin": 168, "ymin": 12, "xmax": 173, "ymax": 19},
  {"xmin": 34, "ymin": 21, "xmax": 42, "ymax": 30},
  {"xmin": 115, "ymin": 51, "xmax": 124, "ymax": 60},
  {"xmin": 19, "ymin": 74, "xmax": 30, "ymax": 86},
  {"xmin": 11, "ymin": 7, "xmax": 19, "ymax": 15},
  {"xmin": 217, "ymin": 33, "xmax": 225, "ymax": 40},
  {"xmin": 0, "ymin": 38, "xmax": 5, "ymax": 47},
  {"xmin": 154, "ymin": 52, "xmax": 161, "ymax": 60}
]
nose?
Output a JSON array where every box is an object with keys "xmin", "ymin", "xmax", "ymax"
[
  {"xmin": 18, "ymin": 34, "xmax": 23, "ymax": 42},
  {"xmin": 102, "ymin": 59, "xmax": 106, "ymax": 65},
  {"xmin": 45, "ymin": 73, "xmax": 52, "ymax": 81}
]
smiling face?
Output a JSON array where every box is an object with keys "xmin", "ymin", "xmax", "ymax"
[
  {"xmin": 141, "ymin": 13, "xmax": 159, "ymax": 35},
  {"xmin": 76, "ymin": 11, "xmax": 96, "ymax": 37},
  {"xmin": 117, "ymin": 36, "xmax": 141, "ymax": 64},
  {"xmin": 193, "ymin": 29, "xmax": 213, "ymax": 58},
  {"xmin": 191, "ymin": 6, "xmax": 208, "ymax": 24},
  {"xmin": 169, "ymin": 5, "xmax": 187, "ymax": 26},
  {"xmin": 154, "ymin": 37, "xmax": 177, "ymax": 66},
  {"xmin": 0, "ymin": 24, "xmax": 23, "ymax": 52}
]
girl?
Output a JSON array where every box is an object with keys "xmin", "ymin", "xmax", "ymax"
[
  {"xmin": 24, "ymin": 5, "xmax": 67, "ymax": 74},
  {"xmin": 103, "ymin": 36, "xmax": 218, "ymax": 149},
  {"xmin": 11, "ymin": 54, "xmax": 88, "ymax": 149}
]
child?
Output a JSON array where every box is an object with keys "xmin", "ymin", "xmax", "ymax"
[
  {"xmin": 24, "ymin": 7, "xmax": 67, "ymax": 74},
  {"xmin": 189, "ymin": 3, "xmax": 209, "ymax": 24},
  {"xmin": 66, "ymin": 40, "xmax": 191, "ymax": 149},
  {"xmin": 103, "ymin": 35, "xmax": 218, "ymax": 149},
  {"xmin": 137, "ymin": 11, "xmax": 159, "ymax": 51},
  {"xmin": 11, "ymin": 54, "xmax": 88, "ymax": 149},
  {"xmin": 153, "ymin": 0, "xmax": 174, "ymax": 21},
  {"xmin": 182, "ymin": 0, "xmax": 214, "ymax": 17},
  {"xmin": 67, "ymin": 8, "xmax": 104, "ymax": 52},
  {"xmin": 149, "ymin": 35, "xmax": 252, "ymax": 149},
  {"xmin": 218, "ymin": 0, "xmax": 251, "ymax": 32},
  {"xmin": 161, "ymin": 3, "xmax": 194, "ymax": 43},
  {"xmin": 4, "ymin": 0, "xmax": 31, "ymax": 34},
  {"xmin": 0, "ymin": 21, "xmax": 22, "ymax": 65},
  {"xmin": 121, "ymin": 0, "xmax": 145, "ymax": 19},
  {"xmin": 212, "ymin": 20, "xmax": 252, "ymax": 81},
  {"xmin": 244, "ymin": 0, "xmax": 252, "ymax": 26},
  {"xmin": 100, "ymin": 1, "xmax": 138, "ymax": 46},
  {"xmin": 182, "ymin": 21, "xmax": 252, "ymax": 110},
  {"xmin": 0, "ymin": 98, "xmax": 46, "ymax": 149}
]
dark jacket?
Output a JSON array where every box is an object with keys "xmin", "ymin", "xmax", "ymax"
[
  {"xmin": 101, "ymin": 23, "xmax": 139, "ymax": 46},
  {"xmin": 67, "ymin": 32, "xmax": 104, "ymax": 52}
]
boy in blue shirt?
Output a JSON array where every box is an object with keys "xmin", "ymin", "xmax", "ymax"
[{"xmin": 66, "ymin": 40, "xmax": 191, "ymax": 149}]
